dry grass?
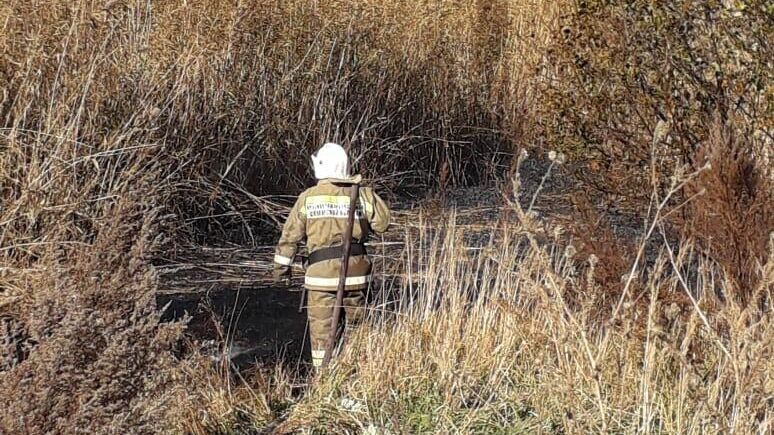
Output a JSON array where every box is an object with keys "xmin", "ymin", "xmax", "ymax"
[
  {"xmin": 276, "ymin": 171, "xmax": 772, "ymax": 434},
  {"xmin": 179, "ymin": 161, "xmax": 772, "ymax": 434},
  {"xmin": 2, "ymin": 1, "xmax": 771, "ymax": 434}
]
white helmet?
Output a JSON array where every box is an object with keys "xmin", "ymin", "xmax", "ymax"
[{"xmin": 312, "ymin": 142, "xmax": 349, "ymax": 180}]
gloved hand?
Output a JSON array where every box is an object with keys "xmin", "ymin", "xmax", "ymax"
[{"xmin": 272, "ymin": 266, "xmax": 290, "ymax": 285}]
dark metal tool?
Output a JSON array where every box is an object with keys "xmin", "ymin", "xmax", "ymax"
[
  {"xmin": 296, "ymin": 253, "xmax": 308, "ymax": 313},
  {"xmin": 321, "ymin": 182, "xmax": 360, "ymax": 368}
]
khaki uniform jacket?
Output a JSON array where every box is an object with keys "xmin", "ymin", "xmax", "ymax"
[{"xmin": 274, "ymin": 175, "xmax": 390, "ymax": 291}]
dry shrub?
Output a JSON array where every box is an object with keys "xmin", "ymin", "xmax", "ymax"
[
  {"xmin": 0, "ymin": 189, "xmax": 185, "ymax": 433},
  {"xmin": 540, "ymin": 0, "xmax": 772, "ymax": 306},
  {"xmin": 561, "ymin": 195, "xmax": 639, "ymax": 311},
  {"xmin": 683, "ymin": 118, "xmax": 773, "ymax": 306},
  {"xmin": 539, "ymin": 0, "xmax": 772, "ymax": 204},
  {"xmin": 0, "ymin": 2, "xmax": 192, "ymax": 424}
]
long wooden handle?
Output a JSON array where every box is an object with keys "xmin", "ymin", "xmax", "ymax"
[{"xmin": 321, "ymin": 183, "xmax": 360, "ymax": 368}]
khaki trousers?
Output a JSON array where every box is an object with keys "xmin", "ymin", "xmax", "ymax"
[{"xmin": 306, "ymin": 289, "xmax": 365, "ymax": 367}]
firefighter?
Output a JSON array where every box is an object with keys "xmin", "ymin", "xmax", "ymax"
[{"xmin": 272, "ymin": 143, "xmax": 390, "ymax": 369}]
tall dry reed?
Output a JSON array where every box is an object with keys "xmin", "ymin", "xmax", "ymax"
[{"xmin": 1, "ymin": 0, "xmax": 563, "ymax": 431}]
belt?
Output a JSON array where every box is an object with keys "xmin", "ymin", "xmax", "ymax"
[{"xmin": 307, "ymin": 243, "xmax": 367, "ymax": 266}]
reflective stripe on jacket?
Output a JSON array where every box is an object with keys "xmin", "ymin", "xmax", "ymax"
[{"xmin": 274, "ymin": 175, "xmax": 390, "ymax": 291}]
